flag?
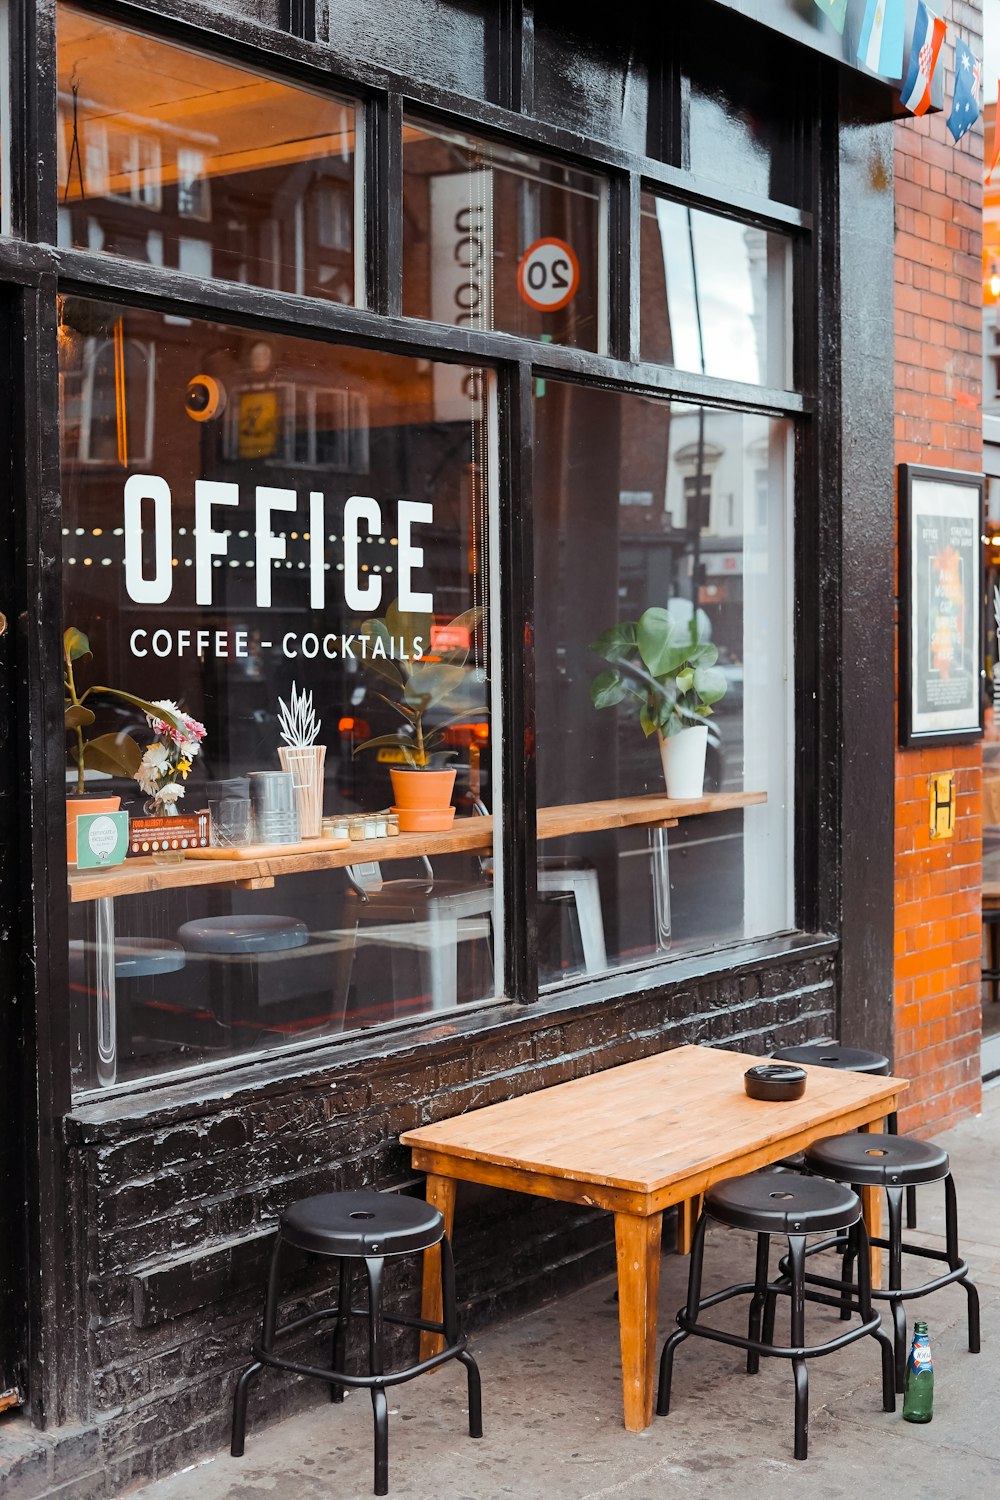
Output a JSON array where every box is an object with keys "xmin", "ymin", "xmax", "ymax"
[
  {"xmin": 946, "ymin": 39, "xmax": 982, "ymax": 142},
  {"xmin": 988, "ymin": 84, "xmax": 1000, "ymax": 180},
  {"xmin": 813, "ymin": 0, "xmax": 848, "ymax": 34},
  {"xmin": 857, "ymin": 0, "xmax": 906, "ymax": 79},
  {"xmin": 900, "ymin": 2, "xmax": 947, "ymax": 116}
]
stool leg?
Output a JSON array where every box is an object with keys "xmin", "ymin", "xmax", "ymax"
[
  {"xmin": 439, "ymin": 1233, "xmax": 482, "ymax": 1437},
  {"xmin": 365, "ymin": 1256, "xmax": 389, "ymax": 1498},
  {"xmin": 230, "ymin": 1361, "xmax": 263, "ymax": 1458},
  {"xmin": 331, "ymin": 1257, "xmax": 352, "ymax": 1403},
  {"xmin": 884, "ymin": 1186, "xmax": 907, "ymax": 1394},
  {"xmin": 840, "ymin": 1219, "xmax": 857, "ymax": 1322},
  {"xmin": 855, "ymin": 1218, "xmax": 896, "ymax": 1412},
  {"xmin": 945, "ymin": 1174, "xmax": 981, "ymax": 1355},
  {"xmin": 232, "ymin": 1233, "xmax": 284, "ymax": 1457},
  {"xmin": 656, "ymin": 1209, "xmax": 707, "ymax": 1417},
  {"xmin": 746, "ymin": 1233, "xmax": 770, "ymax": 1375},
  {"xmin": 787, "ymin": 1235, "xmax": 809, "ymax": 1461},
  {"xmin": 887, "ymin": 1113, "xmax": 918, "ymax": 1230}
]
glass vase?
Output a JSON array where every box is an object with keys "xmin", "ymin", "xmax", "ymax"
[{"xmin": 145, "ymin": 797, "xmax": 186, "ymax": 865}]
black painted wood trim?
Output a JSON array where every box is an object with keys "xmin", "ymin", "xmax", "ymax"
[
  {"xmin": 834, "ymin": 99, "xmax": 896, "ymax": 1062},
  {"xmin": 499, "ymin": 362, "xmax": 538, "ymax": 1003},
  {"xmin": 0, "ymin": 240, "xmax": 809, "ymax": 417},
  {"xmin": 13, "ymin": 282, "xmax": 76, "ymax": 1426},
  {"xmin": 10, "ymin": 0, "xmax": 58, "ymax": 245},
  {"xmin": 366, "ymin": 93, "xmax": 403, "ymax": 318}
]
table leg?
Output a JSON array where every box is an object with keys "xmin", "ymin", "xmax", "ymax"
[
  {"xmin": 419, "ymin": 1174, "xmax": 457, "ymax": 1362},
  {"xmin": 95, "ymin": 895, "xmax": 118, "ymax": 1089},
  {"xmin": 614, "ymin": 1211, "xmax": 662, "ymax": 1431},
  {"xmin": 676, "ymin": 1195, "xmax": 703, "ymax": 1256},
  {"xmin": 649, "ymin": 828, "xmax": 672, "ymax": 951},
  {"xmin": 860, "ymin": 1117, "xmax": 885, "ymax": 1289}
]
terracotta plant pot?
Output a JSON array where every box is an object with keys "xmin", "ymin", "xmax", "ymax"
[
  {"xmin": 66, "ymin": 793, "xmax": 121, "ymax": 866},
  {"xmin": 389, "ymin": 767, "xmax": 457, "ymax": 832}
]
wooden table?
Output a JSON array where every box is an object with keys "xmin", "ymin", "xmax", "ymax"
[
  {"xmin": 67, "ymin": 790, "xmax": 764, "ymax": 1088},
  {"xmin": 401, "ymin": 1044, "xmax": 907, "ymax": 1432}
]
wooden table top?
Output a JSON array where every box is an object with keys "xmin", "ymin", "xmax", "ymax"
[
  {"xmin": 401, "ymin": 1044, "xmax": 906, "ymax": 1197},
  {"xmin": 68, "ymin": 789, "xmax": 765, "ymax": 904}
]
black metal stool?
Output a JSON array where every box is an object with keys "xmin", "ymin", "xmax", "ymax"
[
  {"xmin": 657, "ymin": 1172, "xmax": 894, "ymax": 1460},
  {"xmin": 772, "ymin": 1044, "xmax": 915, "ymax": 1228},
  {"xmin": 801, "ymin": 1133, "xmax": 980, "ymax": 1394},
  {"xmin": 232, "ymin": 1190, "xmax": 482, "ymax": 1495}
]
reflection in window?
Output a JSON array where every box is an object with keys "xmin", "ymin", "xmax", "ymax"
[
  {"xmin": 56, "ymin": 3, "xmax": 360, "ymax": 303},
  {"xmin": 534, "ymin": 382, "xmax": 793, "ymax": 983},
  {"xmin": 640, "ymin": 195, "xmax": 791, "ymax": 388},
  {"xmin": 60, "ymin": 300, "xmax": 498, "ymax": 1091},
  {"xmin": 403, "ymin": 115, "xmax": 608, "ymax": 352}
]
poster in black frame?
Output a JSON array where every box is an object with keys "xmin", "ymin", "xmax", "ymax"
[{"xmin": 898, "ymin": 463, "xmax": 984, "ymax": 748}]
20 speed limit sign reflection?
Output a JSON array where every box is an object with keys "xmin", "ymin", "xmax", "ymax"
[{"xmin": 517, "ymin": 237, "xmax": 580, "ymax": 312}]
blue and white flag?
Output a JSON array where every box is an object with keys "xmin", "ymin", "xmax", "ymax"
[
  {"xmin": 946, "ymin": 39, "xmax": 982, "ymax": 142},
  {"xmin": 856, "ymin": 0, "xmax": 905, "ymax": 79}
]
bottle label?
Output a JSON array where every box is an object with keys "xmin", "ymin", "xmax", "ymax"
[{"xmin": 912, "ymin": 1344, "xmax": 932, "ymax": 1369}]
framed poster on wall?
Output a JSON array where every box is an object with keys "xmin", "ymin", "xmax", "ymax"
[{"xmin": 899, "ymin": 464, "xmax": 984, "ymax": 747}]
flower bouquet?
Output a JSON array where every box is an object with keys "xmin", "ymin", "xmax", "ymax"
[{"xmin": 136, "ymin": 700, "xmax": 207, "ymax": 816}]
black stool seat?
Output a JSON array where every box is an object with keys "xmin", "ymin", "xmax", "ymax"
[
  {"xmin": 806, "ymin": 1133, "xmax": 948, "ymax": 1188},
  {"xmin": 772, "ymin": 1044, "xmax": 889, "ymax": 1075},
  {"xmin": 281, "ymin": 1191, "xmax": 443, "ymax": 1257},
  {"xmin": 707, "ymin": 1173, "xmax": 860, "ymax": 1235}
]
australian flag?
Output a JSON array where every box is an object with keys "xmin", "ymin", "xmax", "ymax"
[{"xmin": 947, "ymin": 39, "xmax": 982, "ymax": 143}]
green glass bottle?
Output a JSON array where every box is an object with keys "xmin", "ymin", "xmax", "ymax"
[{"xmin": 902, "ymin": 1320, "xmax": 933, "ymax": 1423}]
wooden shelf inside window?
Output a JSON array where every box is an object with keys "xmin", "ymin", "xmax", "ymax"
[{"xmin": 66, "ymin": 789, "xmax": 766, "ymax": 904}]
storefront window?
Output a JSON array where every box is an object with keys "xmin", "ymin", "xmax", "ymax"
[
  {"xmin": 59, "ymin": 298, "xmax": 498, "ymax": 1091},
  {"xmin": 403, "ymin": 114, "xmax": 608, "ymax": 352},
  {"xmin": 56, "ymin": 4, "xmax": 361, "ymax": 302},
  {"xmin": 534, "ymin": 382, "xmax": 792, "ymax": 983},
  {"xmin": 640, "ymin": 192, "xmax": 792, "ymax": 388}
]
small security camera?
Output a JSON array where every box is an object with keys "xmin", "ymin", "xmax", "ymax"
[{"xmin": 185, "ymin": 374, "xmax": 226, "ymax": 422}]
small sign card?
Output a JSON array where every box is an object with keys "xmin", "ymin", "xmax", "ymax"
[
  {"xmin": 129, "ymin": 811, "xmax": 209, "ymax": 857},
  {"xmin": 76, "ymin": 811, "xmax": 130, "ymax": 869}
]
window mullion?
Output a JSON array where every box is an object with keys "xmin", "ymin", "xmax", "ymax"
[
  {"xmin": 367, "ymin": 92, "xmax": 403, "ymax": 317},
  {"xmin": 499, "ymin": 360, "xmax": 538, "ymax": 1003}
]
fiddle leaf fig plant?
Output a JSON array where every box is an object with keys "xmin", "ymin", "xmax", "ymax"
[
  {"xmin": 589, "ymin": 607, "xmax": 727, "ymax": 739},
  {"xmin": 64, "ymin": 626, "xmax": 181, "ymax": 796},
  {"xmin": 353, "ymin": 599, "xmax": 487, "ymax": 768}
]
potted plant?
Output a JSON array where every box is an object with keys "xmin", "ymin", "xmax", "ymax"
[
  {"xmin": 589, "ymin": 607, "xmax": 727, "ymax": 799},
  {"xmin": 64, "ymin": 626, "xmax": 183, "ymax": 862},
  {"xmin": 354, "ymin": 599, "xmax": 485, "ymax": 831}
]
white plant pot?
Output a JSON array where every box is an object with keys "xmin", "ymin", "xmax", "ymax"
[{"xmin": 658, "ymin": 725, "xmax": 708, "ymax": 800}]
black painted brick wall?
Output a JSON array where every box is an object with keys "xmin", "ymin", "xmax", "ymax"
[{"xmin": 40, "ymin": 951, "xmax": 835, "ymax": 1496}]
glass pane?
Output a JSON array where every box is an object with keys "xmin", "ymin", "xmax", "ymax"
[
  {"xmin": 640, "ymin": 194, "xmax": 791, "ymax": 389},
  {"xmin": 403, "ymin": 114, "xmax": 608, "ymax": 352},
  {"xmin": 685, "ymin": 45, "xmax": 802, "ymax": 207},
  {"xmin": 330, "ymin": 0, "xmax": 489, "ymax": 100},
  {"xmin": 534, "ymin": 382, "xmax": 793, "ymax": 984},
  {"xmin": 59, "ymin": 298, "xmax": 498, "ymax": 1091},
  {"xmin": 56, "ymin": 3, "xmax": 360, "ymax": 303}
]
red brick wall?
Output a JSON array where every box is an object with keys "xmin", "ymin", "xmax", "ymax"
[{"xmin": 893, "ymin": 3, "xmax": 983, "ymax": 1131}]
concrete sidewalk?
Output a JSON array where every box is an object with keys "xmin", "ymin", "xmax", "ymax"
[{"xmin": 134, "ymin": 1087, "xmax": 1000, "ymax": 1500}]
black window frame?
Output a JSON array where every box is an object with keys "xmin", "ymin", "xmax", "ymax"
[{"xmin": 1, "ymin": 0, "xmax": 835, "ymax": 1112}]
